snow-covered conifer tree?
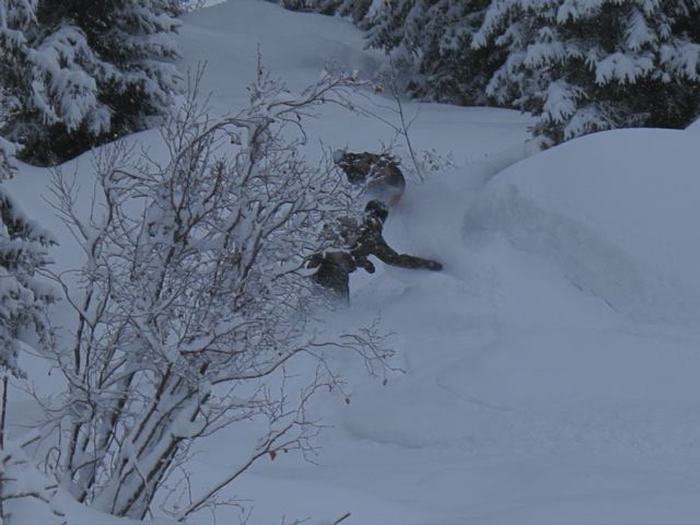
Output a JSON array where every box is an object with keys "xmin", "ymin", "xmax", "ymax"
[
  {"xmin": 0, "ymin": 138, "xmax": 54, "ymax": 379},
  {"xmin": 0, "ymin": 0, "xmax": 181, "ymax": 165},
  {"xmin": 0, "ymin": 0, "xmax": 108, "ymax": 166},
  {"xmin": 473, "ymin": 0, "xmax": 700, "ymax": 144},
  {"xmin": 323, "ymin": 0, "xmax": 375, "ymax": 24},
  {"xmin": 365, "ymin": 0, "xmax": 499, "ymax": 105},
  {"xmin": 0, "ymin": 135, "xmax": 57, "ymax": 525},
  {"xmin": 366, "ymin": 0, "xmax": 420, "ymax": 61},
  {"xmin": 411, "ymin": 0, "xmax": 501, "ymax": 105},
  {"xmin": 274, "ymin": 0, "xmax": 499, "ymax": 104},
  {"xmin": 274, "ymin": 0, "xmax": 375, "ymax": 24},
  {"xmin": 0, "ymin": 139, "xmax": 14, "ymax": 184},
  {"xmin": 0, "ymin": 130, "xmax": 57, "ymax": 525}
]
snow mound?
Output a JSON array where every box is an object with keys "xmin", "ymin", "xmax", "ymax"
[{"xmin": 465, "ymin": 128, "xmax": 700, "ymax": 323}]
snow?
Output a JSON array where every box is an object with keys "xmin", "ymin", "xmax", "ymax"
[
  {"xmin": 594, "ymin": 51, "xmax": 654, "ymax": 84},
  {"xmin": 177, "ymin": 0, "xmax": 530, "ymax": 163},
  {"xmin": 469, "ymin": 128, "xmax": 700, "ymax": 322},
  {"xmin": 5, "ymin": 0, "xmax": 700, "ymax": 524},
  {"xmin": 307, "ymin": 127, "xmax": 700, "ymax": 524},
  {"xmin": 689, "ymin": 116, "xmax": 700, "ymax": 132}
]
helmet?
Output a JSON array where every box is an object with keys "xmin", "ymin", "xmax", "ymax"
[{"xmin": 364, "ymin": 199, "xmax": 389, "ymax": 222}]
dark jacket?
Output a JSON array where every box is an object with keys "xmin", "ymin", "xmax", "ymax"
[
  {"xmin": 307, "ymin": 250, "xmax": 356, "ymax": 304},
  {"xmin": 307, "ymin": 201, "xmax": 442, "ymax": 304},
  {"xmin": 350, "ymin": 215, "xmax": 442, "ymax": 272}
]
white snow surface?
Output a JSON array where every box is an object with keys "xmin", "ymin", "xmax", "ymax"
[{"xmin": 6, "ymin": 1, "xmax": 700, "ymax": 524}]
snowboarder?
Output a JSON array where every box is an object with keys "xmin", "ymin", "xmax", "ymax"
[
  {"xmin": 307, "ymin": 200, "xmax": 442, "ymax": 305},
  {"xmin": 351, "ymin": 200, "xmax": 443, "ymax": 272},
  {"xmin": 334, "ymin": 150, "xmax": 406, "ymax": 206}
]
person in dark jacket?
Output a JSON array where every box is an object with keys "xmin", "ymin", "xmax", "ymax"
[
  {"xmin": 334, "ymin": 150, "xmax": 406, "ymax": 206},
  {"xmin": 351, "ymin": 200, "xmax": 443, "ymax": 272},
  {"xmin": 307, "ymin": 200, "xmax": 442, "ymax": 305}
]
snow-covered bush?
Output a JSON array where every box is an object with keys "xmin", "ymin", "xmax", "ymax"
[
  {"xmin": 43, "ymin": 67, "xmax": 392, "ymax": 521},
  {"xmin": 0, "ymin": 0, "xmax": 181, "ymax": 165},
  {"xmin": 473, "ymin": 0, "xmax": 700, "ymax": 144}
]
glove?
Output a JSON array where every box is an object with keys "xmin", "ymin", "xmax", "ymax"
[{"xmin": 363, "ymin": 260, "xmax": 376, "ymax": 274}]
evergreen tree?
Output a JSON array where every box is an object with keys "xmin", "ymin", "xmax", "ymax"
[
  {"xmin": 473, "ymin": 0, "xmax": 700, "ymax": 144},
  {"xmin": 274, "ymin": 0, "xmax": 375, "ymax": 25},
  {"xmin": 366, "ymin": 0, "xmax": 419, "ymax": 60},
  {"xmin": 272, "ymin": 0, "xmax": 498, "ymax": 105},
  {"xmin": 366, "ymin": 0, "xmax": 501, "ymax": 106},
  {"xmin": 0, "ymin": 0, "xmax": 181, "ymax": 165},
  {"xmin": 409, "ymin": 0, "xmax": 502, "ymax": 105},
  {"xmin": 332, "ymin": 0, "xmax": 376, "ymax": 25},
  {"xmin": 1, "ymin": 0, "xmax": 108, "ymax": 166},
  {"xmin": 0, "ymin": 139, "xmax": 55, "ymax": 378},
  {"xmin": 0, "ymin": 139, "xmax": 13, "ymax": 183}
]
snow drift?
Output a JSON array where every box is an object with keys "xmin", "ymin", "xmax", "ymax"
[
  {"xmin": 326, "ymin": 126, "xmax": 700, "ymax": 523},
  {"xmin": 465, "ymin": 128, "xmax": 700, "ymax": 323}
]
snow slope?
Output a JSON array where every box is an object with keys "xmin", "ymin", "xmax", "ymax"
[
  {"xmin": 175, "ymin": 4, "xmax": 700, "ymax": 524},
  {"xmin": 179, "ymin": 0, "xmax": 532, "ymax": 163},
  {"xmin": 245, "ymin": 126, "xmax": 700, "ymax": 524},
  {"xmin": 6, "ymin": 1, "xmax": 700, "ymax": 524}
]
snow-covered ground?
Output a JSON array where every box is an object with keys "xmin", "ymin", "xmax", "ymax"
[{"xmin": 7, "ymin": 1, "xmax": 700, "ymax": 523}]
